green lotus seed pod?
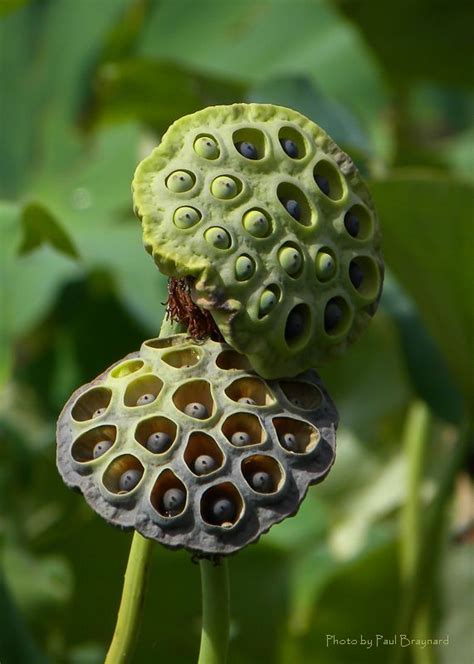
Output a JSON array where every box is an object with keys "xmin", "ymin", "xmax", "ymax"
[
  {"xmin": 235, "ymin": 255, "xmax": 255, "ymax": 281},
  {"xmin": 315, "ymin": 250, "xmax": 336, "ymax": 281},
  {"xmin": 166, "ymin": 170, "xmax": 195, "ymax": 193},
  {"xmin": 278, "ymin": 246, "xmax": 302, "ymax": 276},
  {"xmin": 194, "ymin": 136, "xmax": 220, "ymax": 159},
  {"xmin": 133, "ymin": 103, "xmax": 383, "ymax": 378},
  {"xmin": 211, "ymin": 175, "xmax": 239, "ymax": 199},
  {"xmin": 242, "ymin": 209, "xmax": 270, "ymax": 238},
  {"xmin": 205, "ymin": 227, "xmax": 231, "ymax": 250},
  {"xmin": 57, "ymin": 334, "xmax": 338, "ymax": 556},
  {"xmin": 173, "ymin": 206, "xmax": 201, "ymax": 230}
]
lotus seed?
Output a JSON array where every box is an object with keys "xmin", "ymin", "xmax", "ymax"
[
  {"xmin": 166, "ymin": 170, "xmax": 195, "ymax": 193},
  {"xmin": 184, "ymin": 402, "xmax": 209, "ymax": 419},
  {"xmin": 236, "ymin": 141, "xmax": 258, "ymax": 159},
  {"xmin": 282, "ymin": 432, "xmax": 298, "ymax": 451},
  {"xmin": 284, "ymin": 199, "xmax": 301, "ymax": 221},
  {"xmin": 315, "ymin": 251, "xmax": 336, "ymax": 281},
  {"xmin": 231, "ymin": 431, "xmax": 251, "ymax": 446},
  {"xmin": 315, "ymin": 174, "xmax": 330, "ymax": 196},
  {"xmin": 279, "ymin": 246, "xmax": 302, "ymax": 276},
  {"xmin": 136, "ymin": 393, "xmax": 156, "ymax": 406},
  {"xmin": 324, "ymin": 300, "xmax": 343, "ymax": 332},
  {"xmin": 250, "ymin": 471, "xmax": 273, "ymax": 493},
  {"xmin": 344, "ymin": 210, "xmax": 360, "ymax": 237},
  {"xmin": 291, "ymin": 398, "xmax": 303, "ymax": 408},
  {"xmin": 204, "ymin": 226, "xmax": 231, "ymax": 249},
  {"xmin": 162, "ymin": 487, "xmax": 186, "ymax": 515},
  {"xmin": 119, "ymin": 468, "xmax": 142, "ymax": 492},
  {"xmin": 238, "ymin": 397, "xmax": 256, "ymax": 406},
  {"xmin": 93, "ymin": 440, "xmax": 112, "ymax": 459},
  {"xmin": 285, "ymin": 308, "xmax": 305, "ymax": 342},
  {"xmin": 349, "ymin": 261, "xmax": 364, "ymax": 289},
  {"xmin": 211, "ymin": 497, "xmax": 235, "ymax": 523},
  {"xmin": 173, "ymin": 206, "xmax": 201, "ymax": 229},
  {"xmin": 235, "ymin": 255, "xmax": 256, "ymax": 281},
  {"xmin": 259, "ymin": 288, "xmax": 278, "ymax": 317},
  {"xmin": 211, "ymin": 175, "xmax": 239, "ymax": 199},
  {"xmin": 92, "ymin": 407, "xmax": 106, "ymax": 419},
  {"xmin": 194, "ymin": 454, "xmax": 217, "ymax": 476},
  {"xmin": 242, "ymin": 209, "xmax": 270, "ymax": 237},
  {"xmin": 280, "ymin": 138, "xmax": 299, "ymax": 158},
  {"xmin": 193, "ymin": 136, "xmax": 219, "ymax": 159},
  {"xmin": 146, "ymin": 431, "xmax": 171, "ymax": 453}
]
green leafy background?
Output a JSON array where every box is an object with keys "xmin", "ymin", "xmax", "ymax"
[{"xmin": 0, "ymin": 1, "xmax": 472, "ymax": 663}]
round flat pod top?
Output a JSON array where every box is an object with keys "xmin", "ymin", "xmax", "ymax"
[{"xmin": 133, "ymin": 104, "xmax": 383, "ymax": 378}]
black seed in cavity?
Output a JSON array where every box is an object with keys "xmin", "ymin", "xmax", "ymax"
[
  {"xmin": 251, "ymin": 471, "xmax": 273, "ymax": 493},
  {"xmin": 284, "ymin": 199, "xmax": 301, "ymax": 220},
  {"xmin": 236, "ymin": 141, "xmax": 258, "ymax": 160},
  {"xmin": 285, "ymin": 309, "xmax": 304, "ymax": 342},
  {"xmin": 324, "ymin": 301, "xmax": 342, "ymax": 332},
  {"xmin": 212, "ymin": 498, "xmax": 235, "ymax": 522},
  {"xmin": 280, "ymin": 138, "xmax": 299, "ymax": 158},
  {"xmin": 315, "ymin": 174, "xmax": 330, "ymax": 196},
  {"xmin": 349, "ymin": 261, "xmax": 364, "ymax": 289},
  {"xmin": 163, "ymin": 487, "xmax": 186, "ymax": 514},
  {"xmin": 344, "ymin": 210, "xmax": 360, "ymax": 237}
]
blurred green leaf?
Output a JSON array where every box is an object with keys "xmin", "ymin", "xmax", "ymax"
[
  {"xmin": 19, "ymin": 202, "xmax": 79, "ymax": 259},
  {"xmin": 337, "ymin": 0, "xmax": 474, "ymax": 88},
  {"xmin": 372, "ymin": 173, "xmax": 474, "ymax": 410},
  {"xmin": 248, "ymin": 76, "xmax": 371, "ymax": 155}
]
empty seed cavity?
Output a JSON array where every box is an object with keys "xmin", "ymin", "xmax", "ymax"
[
  {"xmin": 161, "ymin": 347, "xmax": 201, "ymax": 369},
  {"xmin": 233, "ymin": 128, "xmax": 265, "ymax": 160},
  {"xmin": 285, "ymin": 304, "xmax": 311, "ymax": 347},
  {"xmin": 135, "ymin": 416, "xmax": 177, "ymax": 454},
  {"xmin": 315, "ymin": 248, "xmax": 337, "ymax": 282},
  {"xmin": 103, "ymin": 455, "xmax": 144, "ymax": 494},
  {"xmin": 72, "ymin": 425, "xmax": 117, "ymax": 463},
  {"xmin": 216, "ymin": 350, "xmax": 252, "ymax": 371},
  {"xmin": 204, "ymin": 226, "xmax": 232, "ymax": 249},
  {"xmin": 225, "ymin": 377, "xmax": 274, "ymax": 407},
  {"xmin": 343, "ymin": 204, "xmax": 373, "ymax": 240},
  {"xmin": 193, "ymin": 135, "xmax": 220, "ymax": 159},
  {"xmin": 210, "ymin": 175, "xmax": 241, "ymax": 200},
  {"xmin": 184, "ymin": 432, "xmax": 224, "ymax": 477},
  {"xmin": 278, "ymin": 242, "xmax": 303, "ymax": 277},
  {"xmin": 72, "ymin": 387, "xmax": 112, "ymax": 422},
  {"xmin": 241, "ymin": 455, "xmax": 283, "ymax": 494},
  {"xmin": 124, "ymin": 375, "xmax": 163, "ymax": 407},
  {"xmin": 324, "ymin": 297, "xmax": 351, "ymax": 336},
  {"xmin": 144, "ymin": 336, "xmax": 184, "ymax": 350},
  {"xmin": 110, "ymin": 359, "xmax": 144, "ymax": 379},
  {"xmin": 279, "ymin": 381, "xmax": 322, "ymax": 410},
  {"xmin": 166, "ymin": 170, "xmax": 196, "ymax": 193},
  {"xmin": 273, "ymin": 417, "xmax": 320, "ymax": 454},
  {"xmin": 258, "ymin": 284, "xmax": 280, "ymax": 318},
  {"xmin": 313, "ymin": 160, "xmax": 344, "ymax": 201},
  {"xmin": 222, "ymin": 412, "xmax": 265, "ymax": 447},
  {"xmin": 242, "ymin": 209, "xmax": 271, "ymax": 238},
  {"xmin": 173, "ymin": 206, "xmax": 202, "ymax": 230},
  {"xmin": 278, "ymin": 126, "xmax": 306, "ymax": 159},
  {"xmin": 151, "ymin": 470, "xmax": 187, "ymax": 518},
  {"xmin": 173, "ymin": 380, "xmax": 214, "ymax": 420},
  {"xmin": 235, "ymin": 254, "xmax": 256, "ymax": 281},
  {"xmin": 201, "ymin": 483, "xmax": 243, "ymax": 527},
  {"xmin": 277, "ymin": 183, "xmax": 312, "ymax": 226}
]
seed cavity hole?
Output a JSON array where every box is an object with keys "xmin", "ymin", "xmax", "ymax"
[
  {"xmin": 324, "ymin": 297, "xmax": 352, "ymax": 337},
  {"xmin": 222, "ymin": 412, "xmax": 265, "ymax": 447},
  {"xmin": 241, "ymin": 455, "xmax": 284, "ymax": 494},
  {"xmin": 343, "ymin": 204, "xmax": 373, "ymax": 240},
  {"xmin": 161, "ymin": 347, "xmax": 201, "ymax": 369},
  {"xmin": 72, "ymin": 387, "xmax": 112, "ymax": 422},
  {"xmin": 273, "ymin": 417, "xmax": 320, "ymax": 454},
  {"xmin": 349, "ymin": 256, "xmax": 380, "ymax": 299},
  {"xmin": 258, "ymin": 284, "xmax": 281, "ymax": 319},
  {"xmin": 103, "ymin": 455, "xmax": 144, "ymax": 494},
  {"xmin": 285, "ymin": 303, "xmax": 311, "ymax": 348},
  {"xmin": 204, "ymin": 226, "xmax": 232, "ymax": 250},
  {"xmin": 173, "ymin": 206, "xmax": 202, "ymax": 230},
  {"xmin": 242, "ymin": 208, "xmax": 272, "ymax": 238},
  {"xmin": 279, "ymin": 381, "xmax": 322, "ymax": 410},
  {"xmin": 315, "ymin": 248, "xmax": 337, "ymax": 282},
  {"xmin": 124, "ymin": 375, "xmax": 163, "ymax": 407},
  {"xmin": 233, "ymin": 128, "xmax": 266, "ymax": 160},
  {"xmin": 173, "ymin": 380, "xmax": 214, "ymax": 420},
  {"xmin": 278, "ymin": 242, "xmax": 304, "ymax": 278},
  {"xmin": 210, "ymin": 175, "xmax": 242, "ymax": 200},
  {"xmin": 193, "ymin": 135, "xmax": 220, "ymax": 160},
  {"xmin": 166, "ymin": 170, "xmax": 196, "ymax": 193},
  {"xmin": 313, "ymin": 160, "xmax": 344, "ymax": 201},
  {"xmin": 72, "ymin": 425, "xmax": 117, "ymax": 463},
  {"xmin": 200, "ymin": 483, "xmax": 243, "ymax": 528},
  {"xmin": 151, "ymin": 470, "xmax": 187, "ymax": 518},
  {"xmin": 135, "ymin": 416, "xmax": 177, "ymax": 454},
  {"xmin": 277, "ymin": 183, "xmax": 312, "ymax": 226},
  {"xmin": 184, "ymin": 432, "xmax": 224, "ymax": 477},
  {"xmin": 278, "ymin": 127, "xmax": 306, "ymax": 159},
  {"xmin": 216, "ymin": 350, "xmax": 252, "ymax": 371},
  {"xmin": 225, "ymin": 377, "xmax": 274, "ymax": 407},
  {"xmin": 110, "ymin": 359, "xmax": 144, "ymax": 379}
]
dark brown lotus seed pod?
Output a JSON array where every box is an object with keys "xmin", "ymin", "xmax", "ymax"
[
  {"xmin": 56, "ymin": 334, "xmax": 338, "ymax": 555},
  {"xmin": 132, "ymin": 103, "xmax": 383, "ymax": 379}
]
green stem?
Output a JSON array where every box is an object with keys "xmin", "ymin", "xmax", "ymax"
[
  {"xmin": 104, "ymin": 532, "xmax": 154, "ymax": 664},
  {"xmin": 198, "ymin": 558, "xmax": 230, "ymax": 664}
]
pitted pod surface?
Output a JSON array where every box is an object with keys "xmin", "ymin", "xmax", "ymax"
[
  {"xmin": 57, "ymin": 334, "xmax": 338, "ymax": 555},
  {"xmin": 133, "ymin": 103, "xmax": 383, "ymax": 378}
]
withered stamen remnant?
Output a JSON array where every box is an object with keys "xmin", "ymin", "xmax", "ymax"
[{"xmin": 167, "ymin": 277, "xmax": 223, "ymax": 341}]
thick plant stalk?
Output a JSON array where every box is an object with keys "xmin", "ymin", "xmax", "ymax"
[
  {"xmin": 198, "ymin": 558, "xmax": 230, "ymax": 664},
  {"xmin": 104, "ymin": 532, "xmax": 154, "ymax": 664}
]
